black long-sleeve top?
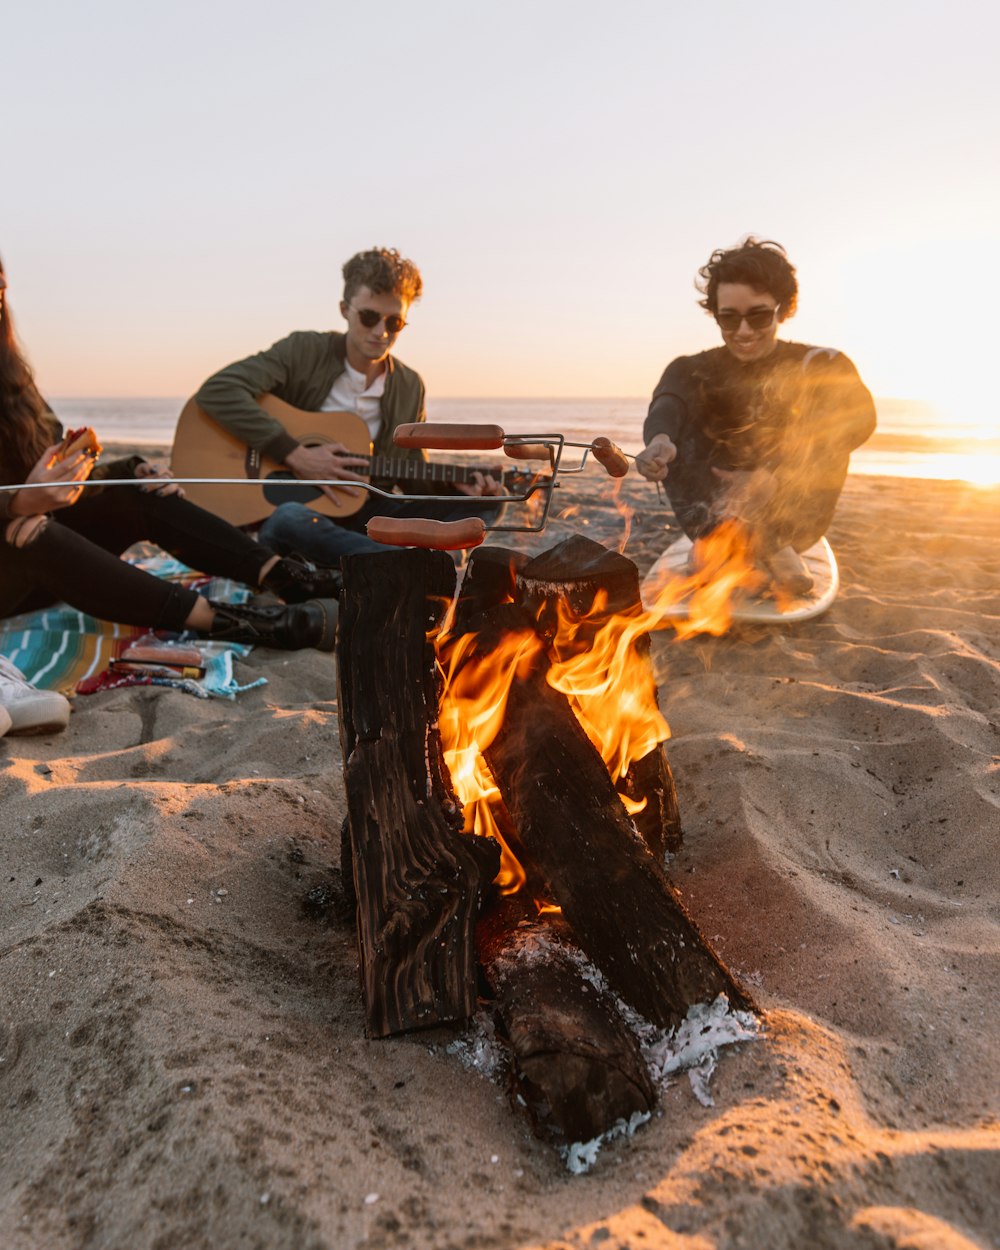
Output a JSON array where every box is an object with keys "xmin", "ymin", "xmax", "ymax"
[{"xmin": 644, "ymin": 341, "xmax": 876, "ymax": 474}]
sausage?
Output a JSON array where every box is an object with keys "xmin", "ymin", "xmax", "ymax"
[
  {"xmin": 591, "ymin": 437, "xmax": 630, "ymax": 478},
  {"xmin": 54, "ymin": 426, "xmax": 103, "ymax": 462},
  {"xmin": 366, "ymin": 515, "xmax": 488, "ymax": 550},
  {"xmin": 393, "ymin": 423, "xmax": 505, "ymax": 450}
]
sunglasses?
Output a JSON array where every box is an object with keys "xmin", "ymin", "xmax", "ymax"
[
  {"xmin": 714, "ymin": 304, "xmax": 781, "ymax": 333},
  {"xmin": 349, "ymin": 305, "xmax": 407, "ymax": 334}
]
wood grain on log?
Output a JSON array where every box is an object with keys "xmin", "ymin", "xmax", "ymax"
[
  {"xmin": 515, "ymin": 535, "xmax": 682, "ymax": 856},
  {"xmin": 478, "ymin": 895, "xmax": 654, "ymax": 1145},
  {"xmin": 338, "ymin": 548, "xmax": 500, "ymax": 1038},
  {"xmin": 452, "ymin": 545, "xmax": 529, "ymax": 633},
  {"xmin": 482, "ymin": 645, "xmax": 751, "ymax": 1030}
]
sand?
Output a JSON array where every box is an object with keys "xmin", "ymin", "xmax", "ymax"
[{"xmin": 2, "ymin": 467, "xmax": 999, "ymax": 1250}]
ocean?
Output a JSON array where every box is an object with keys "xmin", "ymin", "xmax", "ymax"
[{"xmin": 50, "ymin": 395, "xmax": 1000, "ymax": 485}]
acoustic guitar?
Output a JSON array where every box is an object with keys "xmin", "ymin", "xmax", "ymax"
[{"xmin": 170, "ymin": 394, "xmax": 524, "ymax": 528}]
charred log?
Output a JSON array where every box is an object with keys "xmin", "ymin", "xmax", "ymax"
[
  {"xmin": 452, "ymin": 545, "xmax": 529, "ymax": 632},
  {"xmin": 478, "ymin": 894, "xmax": 654, "ymax": 1146},
  {"xmin": 337, "ymin": 548, "xmax": 500, "ymax": 1038},
  {"xmin": 621, "ymin": 746, "xmax": 682, "ymax": 859},
  {"xmin": 481, "ymin": 636, "xmax": 752, "ymax": 1030},
  {"xmin": 515, "ymin": 533, "xmax": 645, "ymax": 622},
  {"xmin": 515, "ymin": 535, "xmax": 682, "ymax": 855}
]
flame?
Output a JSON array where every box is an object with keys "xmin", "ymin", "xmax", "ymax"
[
  {"xmin": 436, "ymin": 627, "xmax": 543, "ymax": 893},
  {"xmin": 642, "ymin": 519, "xmax": 766, "ymax": 640},
  {"xmin": 436, "ymin": 520, "xmax": 762, "ymax": 893},
  {"xmin": 544, "ymin": 590, "xmax": 668, "ymax": 786},
  {"xmin": 518, "ymin": 472, "xmax": 550, "ymax": 527},
  {"xmin": 610, "ymin": 478, "xmax": 633, "ymax": 554}
]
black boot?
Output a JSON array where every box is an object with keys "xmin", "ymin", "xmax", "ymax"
[
  {"xmin": 204, "ymin": 598, "xmax": 338, "ymax": 652},
  {"xmin": 261, "ymin": 555, "xmax": 343, "ymax": 604}
]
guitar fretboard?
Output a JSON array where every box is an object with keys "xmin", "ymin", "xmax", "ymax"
[{"xmin": 368, "ymin": 455, "xmax": 495, "ymax": 485}]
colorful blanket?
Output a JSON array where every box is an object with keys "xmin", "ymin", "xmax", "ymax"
[{"xmin": 0, "ymin": 554, "xmax": 267, "ymax": 700}]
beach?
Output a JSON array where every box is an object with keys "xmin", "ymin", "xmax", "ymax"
[{"xmin": 2, "ymin": 467, "xmax": 999, "ymax": 1250}]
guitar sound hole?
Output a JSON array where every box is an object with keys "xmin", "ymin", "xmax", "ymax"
[{"xmin": 262, "ymin": 471, "xmax": 325, "ymax": 507}]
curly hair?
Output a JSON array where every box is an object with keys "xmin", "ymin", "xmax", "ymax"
[
  {"xmin": 697, "ymin": 237, "xmax": 798, "ymax": 321},
  {"xmin": 0, "ymin": 255, "xmax": 50, "ymax": 480},
  {"xmin": 342, "ymin": 247, "xmax": 423, "ymax": 305}
]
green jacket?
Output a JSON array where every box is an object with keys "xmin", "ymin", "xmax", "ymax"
[{"xmin": 194, "ymin": 330, "xmax": 427, "ymax": 466}]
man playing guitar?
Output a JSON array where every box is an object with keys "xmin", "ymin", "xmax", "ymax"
[{"xmin": 193, "ymin": 247, "xmax": 502, "ymax": 563}]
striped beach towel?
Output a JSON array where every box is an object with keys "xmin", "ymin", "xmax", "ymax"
[{"xmin": 0, "ymin": 554, "xmax": 266, "ymax": 699}]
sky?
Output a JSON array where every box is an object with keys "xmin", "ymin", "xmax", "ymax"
[{"xmin": 4, "ymin": 0, "xmax": 999, "ymax": 430}]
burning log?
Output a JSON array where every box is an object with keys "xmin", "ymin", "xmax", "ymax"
[
  {"xmin": 478, "ymin": 631, "xmax": 751, "ymax": 1030},
  {"xmin": 514, "ymin": 536, "xmax": 682, "ymax": 857},
  {"xmin": 452, "ymin": 544, "xmax": 530, "ymax": 630},
  {"xmin": 619, "ymin": 746, "xmax": 682, "ymax": 861},
  {"xmin": 337, "ymin": 534, "xmax": 750, "ymax": 1078},
  {"xmin": 337, "ymin": 548, "xmax": 501, "ymax": 1038},
  {"xmin": 444, "ymin": 541, "xmax": 750, "ymax": 1031},
  {"xmin": 452, "ymin": 539, "xmax": 680, "ymax": 857},
  {"xmin": 478, "ymin": 894, "xmax": 655, "ymax": 1145}
]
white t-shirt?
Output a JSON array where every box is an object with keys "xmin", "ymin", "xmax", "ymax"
[{"xmin": 321, "ymin": 361, "xmax": 385, "ymax": 440}]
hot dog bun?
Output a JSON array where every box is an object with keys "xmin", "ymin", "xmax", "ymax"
[{"xmin": 55, "ymin": 426, "xmax": 103, "ymax": 462}]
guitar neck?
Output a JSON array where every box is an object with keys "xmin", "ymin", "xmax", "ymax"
[{"xmin": 368, "ymin": 455, "xmax": 492, "ymax": 486}]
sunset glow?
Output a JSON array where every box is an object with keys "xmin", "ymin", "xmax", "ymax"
[{"xmin": 5, "ymin": 3, "xmax": 998, "ymax": 486}]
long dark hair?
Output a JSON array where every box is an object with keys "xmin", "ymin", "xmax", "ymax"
[{"xmin": 0, "ymin": 255, "xmax": 50, "ymax": 479}]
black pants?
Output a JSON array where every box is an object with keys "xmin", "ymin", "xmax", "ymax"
[
  {"xmin": 664, "ymin": 429, "xmax": 849, "ymax": 553},
  {"xmin": 0, "ymin": 487, "xmax": 273, "ymax": 630}
]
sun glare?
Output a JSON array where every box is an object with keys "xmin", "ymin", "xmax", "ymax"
[
  {"xmin": 860, "ymin": 395, "xmax": 1000, "ymax": 487},
  {"xmin": 932, "ymin": 457, "xmax": 1000, "ymax": 487}
]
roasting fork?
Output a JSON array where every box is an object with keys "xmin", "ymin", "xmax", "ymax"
[{"xmin": 0, "ymin": 424, "xmax": 636, "ymax": 552}]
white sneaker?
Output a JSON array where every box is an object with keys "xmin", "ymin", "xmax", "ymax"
[{"xmin": 0, "ymin": 656, "xmax": 72, "ymax": 735}]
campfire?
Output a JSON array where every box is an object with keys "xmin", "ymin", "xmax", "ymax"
[{"xmin": 336, "ymin": 534, "xmax": 756, "ymax": 1155}]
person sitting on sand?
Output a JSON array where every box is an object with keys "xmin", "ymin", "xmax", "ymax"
[
  {"xmin": 0, "ymin": 254, "xmax": 344, "ymax": 693},
  {"xmin": 193, "ymin": 246, "xmax": 502, "ymax": 564},
  {"xmin": 635, "ymin": 237, "xmax": 876, "ymax": 593}
]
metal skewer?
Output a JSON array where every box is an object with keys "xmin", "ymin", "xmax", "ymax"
[{"xmin": 0, "ymin": 425, "xmax": 639, "ymax": 551}]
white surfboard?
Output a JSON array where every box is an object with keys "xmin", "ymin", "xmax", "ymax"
[{"xmin": 640, "ymin": 535, "xmax": 839, "ymax": 623}]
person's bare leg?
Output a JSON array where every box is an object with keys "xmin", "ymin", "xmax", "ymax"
[
  {"xmin": 184, "ymin": 596, "xmax": 216, "ymax": 631},
  {"xmin": 184, "ymin": 556, "xmax": 285, "ymax": 631}
]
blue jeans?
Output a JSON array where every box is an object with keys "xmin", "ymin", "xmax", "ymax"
[{"xmin": 257, "ymin": 496, "xmax": 504, "ymax": 565}]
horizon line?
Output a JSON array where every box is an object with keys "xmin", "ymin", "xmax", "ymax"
[{"xmin": 48, "ymin": 392, "xmax": 933, "ymax": 407}]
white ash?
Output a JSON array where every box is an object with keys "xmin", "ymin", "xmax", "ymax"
[
  {"xmin": 562, "ymin": 1110, "xmax": 651, "ymax": 1175},
  {"xmin": 444, "ymin": 926, "xmax": 759, "ymax": 1163},
  {"xmin": 643, "ymin": 995, "xmax": 760, "ymax": 1107},
  {"xmin": 512, "ymin": 577, "xmax": 574, "ymax": 601},
  {"xmin": 489, "ymin": 923, "xmax": 577, "ymax": 977},
  {"xmin": 444, "ymin": 1010, "xmax": 507, "ymax": 1081},
  {"xmin": 488, "ymin": 928, "xmax": 760, "ymax": 1107}
]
